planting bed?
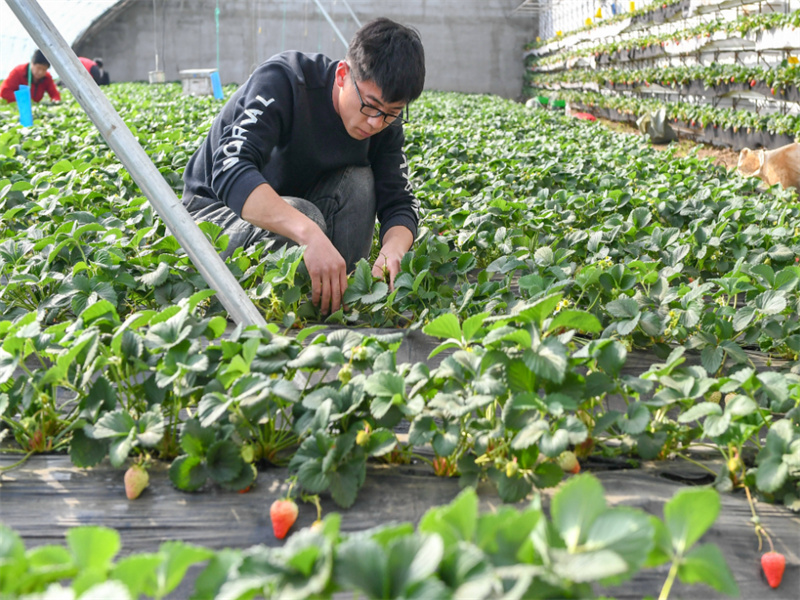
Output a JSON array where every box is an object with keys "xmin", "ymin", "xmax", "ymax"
[
  {"xmin": 1, "ymin": 84, "xmax": 800, "ymax": 599},
  {"xmin": 525, "ymin": 6, "xmax": 800, "ymax": 151}
]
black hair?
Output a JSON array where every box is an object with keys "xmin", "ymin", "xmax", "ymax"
[
  {"xmin": 94, "ymin": 58, "xmax": 104, "ymax": 68},
  {"xmin": 31, "ymin": 49, "xmax": 50, "ymax": 67},
  {"xmin": 345, "ymin": 18, "xmax": 425, "ymax": 105}
]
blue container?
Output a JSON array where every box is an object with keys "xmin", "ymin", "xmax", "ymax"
[
  {"xmin": 210, "ymin": 71, "xmax": 224, "ymax": 100},
  {"xmin": 15, "ymin": 85, "xmax": 33, "ymax": 127}
]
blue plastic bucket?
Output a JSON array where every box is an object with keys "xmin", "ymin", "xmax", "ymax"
[
  {"xmin": 210, "ymin": 71, "xmax": 224, "ymax": 100},
  {"xmin": 15, "ymin": 85, "xmax": 33, "ymax": 127}
]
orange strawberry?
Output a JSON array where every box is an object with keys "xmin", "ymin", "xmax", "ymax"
[
  {"xmin": 557, "ymin": 451, "xmax": 580, "ymax": 474},
  {"xmin": 761, "ymin": 552, "xmax": 785, "ymax": 588},
  {"xmin": 270, "ymin": 498, "xmax": 299, "ymax": 539},
  {"xmin": 124, "ymin": 464, "xmax": 149, "ymax": 500}
]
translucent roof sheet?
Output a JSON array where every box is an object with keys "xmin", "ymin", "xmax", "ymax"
[{"xmin": 1, "ymin": 0, "xmax": 121, "ymax": 80}]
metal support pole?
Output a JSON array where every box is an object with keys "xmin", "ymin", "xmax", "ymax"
[
  {"xmin": 340, "ymin": 0, "xmax": 362, "ymax": 28},
  {"xmin": 311, "ymin": 0, "xmax": 349, "ymax": 50},
  {"xmin": 5, "ymin": 0, "xmax": 268, "ymax": 328},
  {"xmin": 152, "ymin": 0, "xmax": 159, "ymax": 72}
]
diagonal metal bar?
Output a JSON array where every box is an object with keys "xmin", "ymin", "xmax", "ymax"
[
  {"xmin": 5, "ymin": 0, "xmax": 268, "ymax": 328},
  {"xmin": 311, "ymin": 0, "xmax": 349, "ymax": 49},
  {"xmin": 340, "ymin": 0, "xmax": 362, "ymax": 27}
]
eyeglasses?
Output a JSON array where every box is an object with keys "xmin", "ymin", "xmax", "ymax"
[{"xmin": 350, "ymin": 71, "xmax": 409, "ymax": 126}]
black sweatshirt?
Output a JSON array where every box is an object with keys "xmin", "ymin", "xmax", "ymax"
[{"xmin": 181, "ymin": 51, "xmax": 419, "ymax": 243}]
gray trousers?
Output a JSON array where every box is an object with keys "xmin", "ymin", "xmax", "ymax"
[{"xmin": 183, "ymin": 166, "xmax": 377, "ymax": 272}]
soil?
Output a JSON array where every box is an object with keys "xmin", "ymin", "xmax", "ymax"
[{"xmin": 597, "ymin": 118, "xmax": 741, "ymax": 170}]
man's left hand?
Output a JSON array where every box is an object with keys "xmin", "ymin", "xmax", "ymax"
[
  {"xmin": 371, "ymin": 247, "xmax": 403, "ymax": 290},
  {"xmin": 370, "ymin": 225, "xmax": 414, "ymax": 290}
]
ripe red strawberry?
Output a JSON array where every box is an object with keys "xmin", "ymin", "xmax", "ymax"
[
  {"xmin": 750, "ymin": 79, "xmax": 757, "ymax": 87},
  {"xmin": 558, "ymin": 451, "xmax": 580, "ymax": 474},
  {"xmin": 124, "ymin": 464, "xmax": 149, "ymax": 500},
  {"xmin": 270, "ymin": 498, "xmax": 299, "ymax": 539},
  {"xmin": 761, "ymin": 551, "xmax": 785, "ymax": 588}
]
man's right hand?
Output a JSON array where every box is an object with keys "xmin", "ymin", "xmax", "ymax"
[
  {"xmin": 302, "ymin": 232, "xmax": 348, "ymax": 315},
  {"xmin": 241, "ymin": 183, "xmax": 348, "ymax": 315}
]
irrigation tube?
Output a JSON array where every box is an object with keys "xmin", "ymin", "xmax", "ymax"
[{"xmin": 6, "ymin": 0, "xmax": 268, "ymax": 328}]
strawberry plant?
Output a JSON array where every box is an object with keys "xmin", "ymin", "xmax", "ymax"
[
  {"xmin": 1, "ymin": 84, "xmax": 799, "ymax": 597},
  {"xmin": 0, "ymin": 476, "xmax": 739, "ymax": 599}
]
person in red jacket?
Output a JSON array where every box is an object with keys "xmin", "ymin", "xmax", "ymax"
[
  {"xmin": 0, "ymin": 49, "xmax": 61, "ymax": 104},
  {"xmin": 78, "ymin": 56, "xmax": 105, "ymax": 86}
]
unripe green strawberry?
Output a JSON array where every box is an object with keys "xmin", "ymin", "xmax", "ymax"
[
  {"xmin": 761, "ymin": 551, "xmax": 785, "ymax": 588},
  {"xmin": 708, "ymin": 391, "xmax": 722, "ymax": 404},
  {"xmin": 356, "ymin": 428, "xmax": 370, "ymax": 446},
  {"xmin": 351, "ymin": 346, "xmax": 368, "ymax": 361},
  {"xmin": 270, "ymin": 498, "xmax": 299, "ymax": 539},
  {"xmin": 727, "ymin": 455, "xmax": 743, "ymax": 475},
  {"xmin": 337, "ymin": 363, "xmax": 353, "ymax": 384},
  {"xmin": 505, "ymin": 459, "xmax": 519, "ymax": 478},
  {"xmin": 557, "ymin": 451, "xmax": 580, "ymax": 474},
  {"xmin": 241, "ymin": 443, "xmax": 256, "ymax": 463},
  {"xmin": 124, "ymin": 464, "xmax": 149, "ymax": 500}
]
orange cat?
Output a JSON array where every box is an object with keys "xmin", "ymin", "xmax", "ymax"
[{"xmin": 737, "ymin": 143, "xmax": 800, "ymax": 191}]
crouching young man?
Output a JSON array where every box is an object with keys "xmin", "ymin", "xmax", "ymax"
[{"xmin": 181, "ymin": 18, "xmax": 425, "ymax": 315}]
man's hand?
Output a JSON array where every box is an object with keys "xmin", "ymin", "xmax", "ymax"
[
  {"xmin": 304, "ymin": 232, "xmax": 348, "ymax": 315},
  {"xmin": 371, "ymin": 226, "xmax": 414, "ymax": 290},
  {"xmin": 241, "ymin": 184, "xmax": 349, "ymax": 316}
]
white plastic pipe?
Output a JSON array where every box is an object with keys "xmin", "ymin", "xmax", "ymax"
[{"xmin": 6, "ymin": 0, "xmax": 268, "ymax": 328}]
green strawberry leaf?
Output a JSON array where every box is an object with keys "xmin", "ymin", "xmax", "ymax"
[
  {"xmin": 551, "ymin": 474, "xmax": 606, "ymax": 551},
  {"xmin": 66, "ymin": 526, "xmax": 120, "ymax": 572},
  {"xmin": 205, "ymin": 440, "xmax": 244, "ymax": 484},
  {"xmin": 663, "ymin": 488, "xmax": 719, "ymax": 555},
  {"xmin": 169, "ymin": 455, "xmax": 207, "ymax": 492},
  {"xmin": 677, "ymin": 543, "xmax": 739, "ymax": 596},
  {"xmin": 419, "ymin": 487, "xmax": 478, "ymax": 547}
]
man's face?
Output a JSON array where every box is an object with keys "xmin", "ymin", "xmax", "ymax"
[
  {"xmin": 31, "ymin": 63, "xmax": 48, "ymax": 81},
  {"xmin": 335, "ymin": 62, "xmax": 406, "ymax": 141}
]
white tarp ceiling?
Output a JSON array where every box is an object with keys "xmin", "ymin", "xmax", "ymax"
[{"xmin": 1, "ymin": 0, "xmax": 120, "ymax": 80}]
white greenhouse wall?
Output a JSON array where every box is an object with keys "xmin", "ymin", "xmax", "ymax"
[{"xmin": 73, "ymin": 0, "xmax": 537, "ymax": 99}]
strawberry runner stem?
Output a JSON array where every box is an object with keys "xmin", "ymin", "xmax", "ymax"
[
  {"xmin": 675, "ymin": 452, "xmax": 718, "ymax": 476},
  {"xmin": 744, "ymin": 481, "xmax": 774, "ymax": 553},
  {"xmin": 658, "ymin": 559, "xmax": 681, "ymax": 600},
  {"xmin": 0, "ymin": 450, "xmax": 33, "ymax": 473}
]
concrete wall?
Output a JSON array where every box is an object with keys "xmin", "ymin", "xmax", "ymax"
[{"xmin": 74, "ymin": 0, "xmax": 537, "ymax": 99}]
